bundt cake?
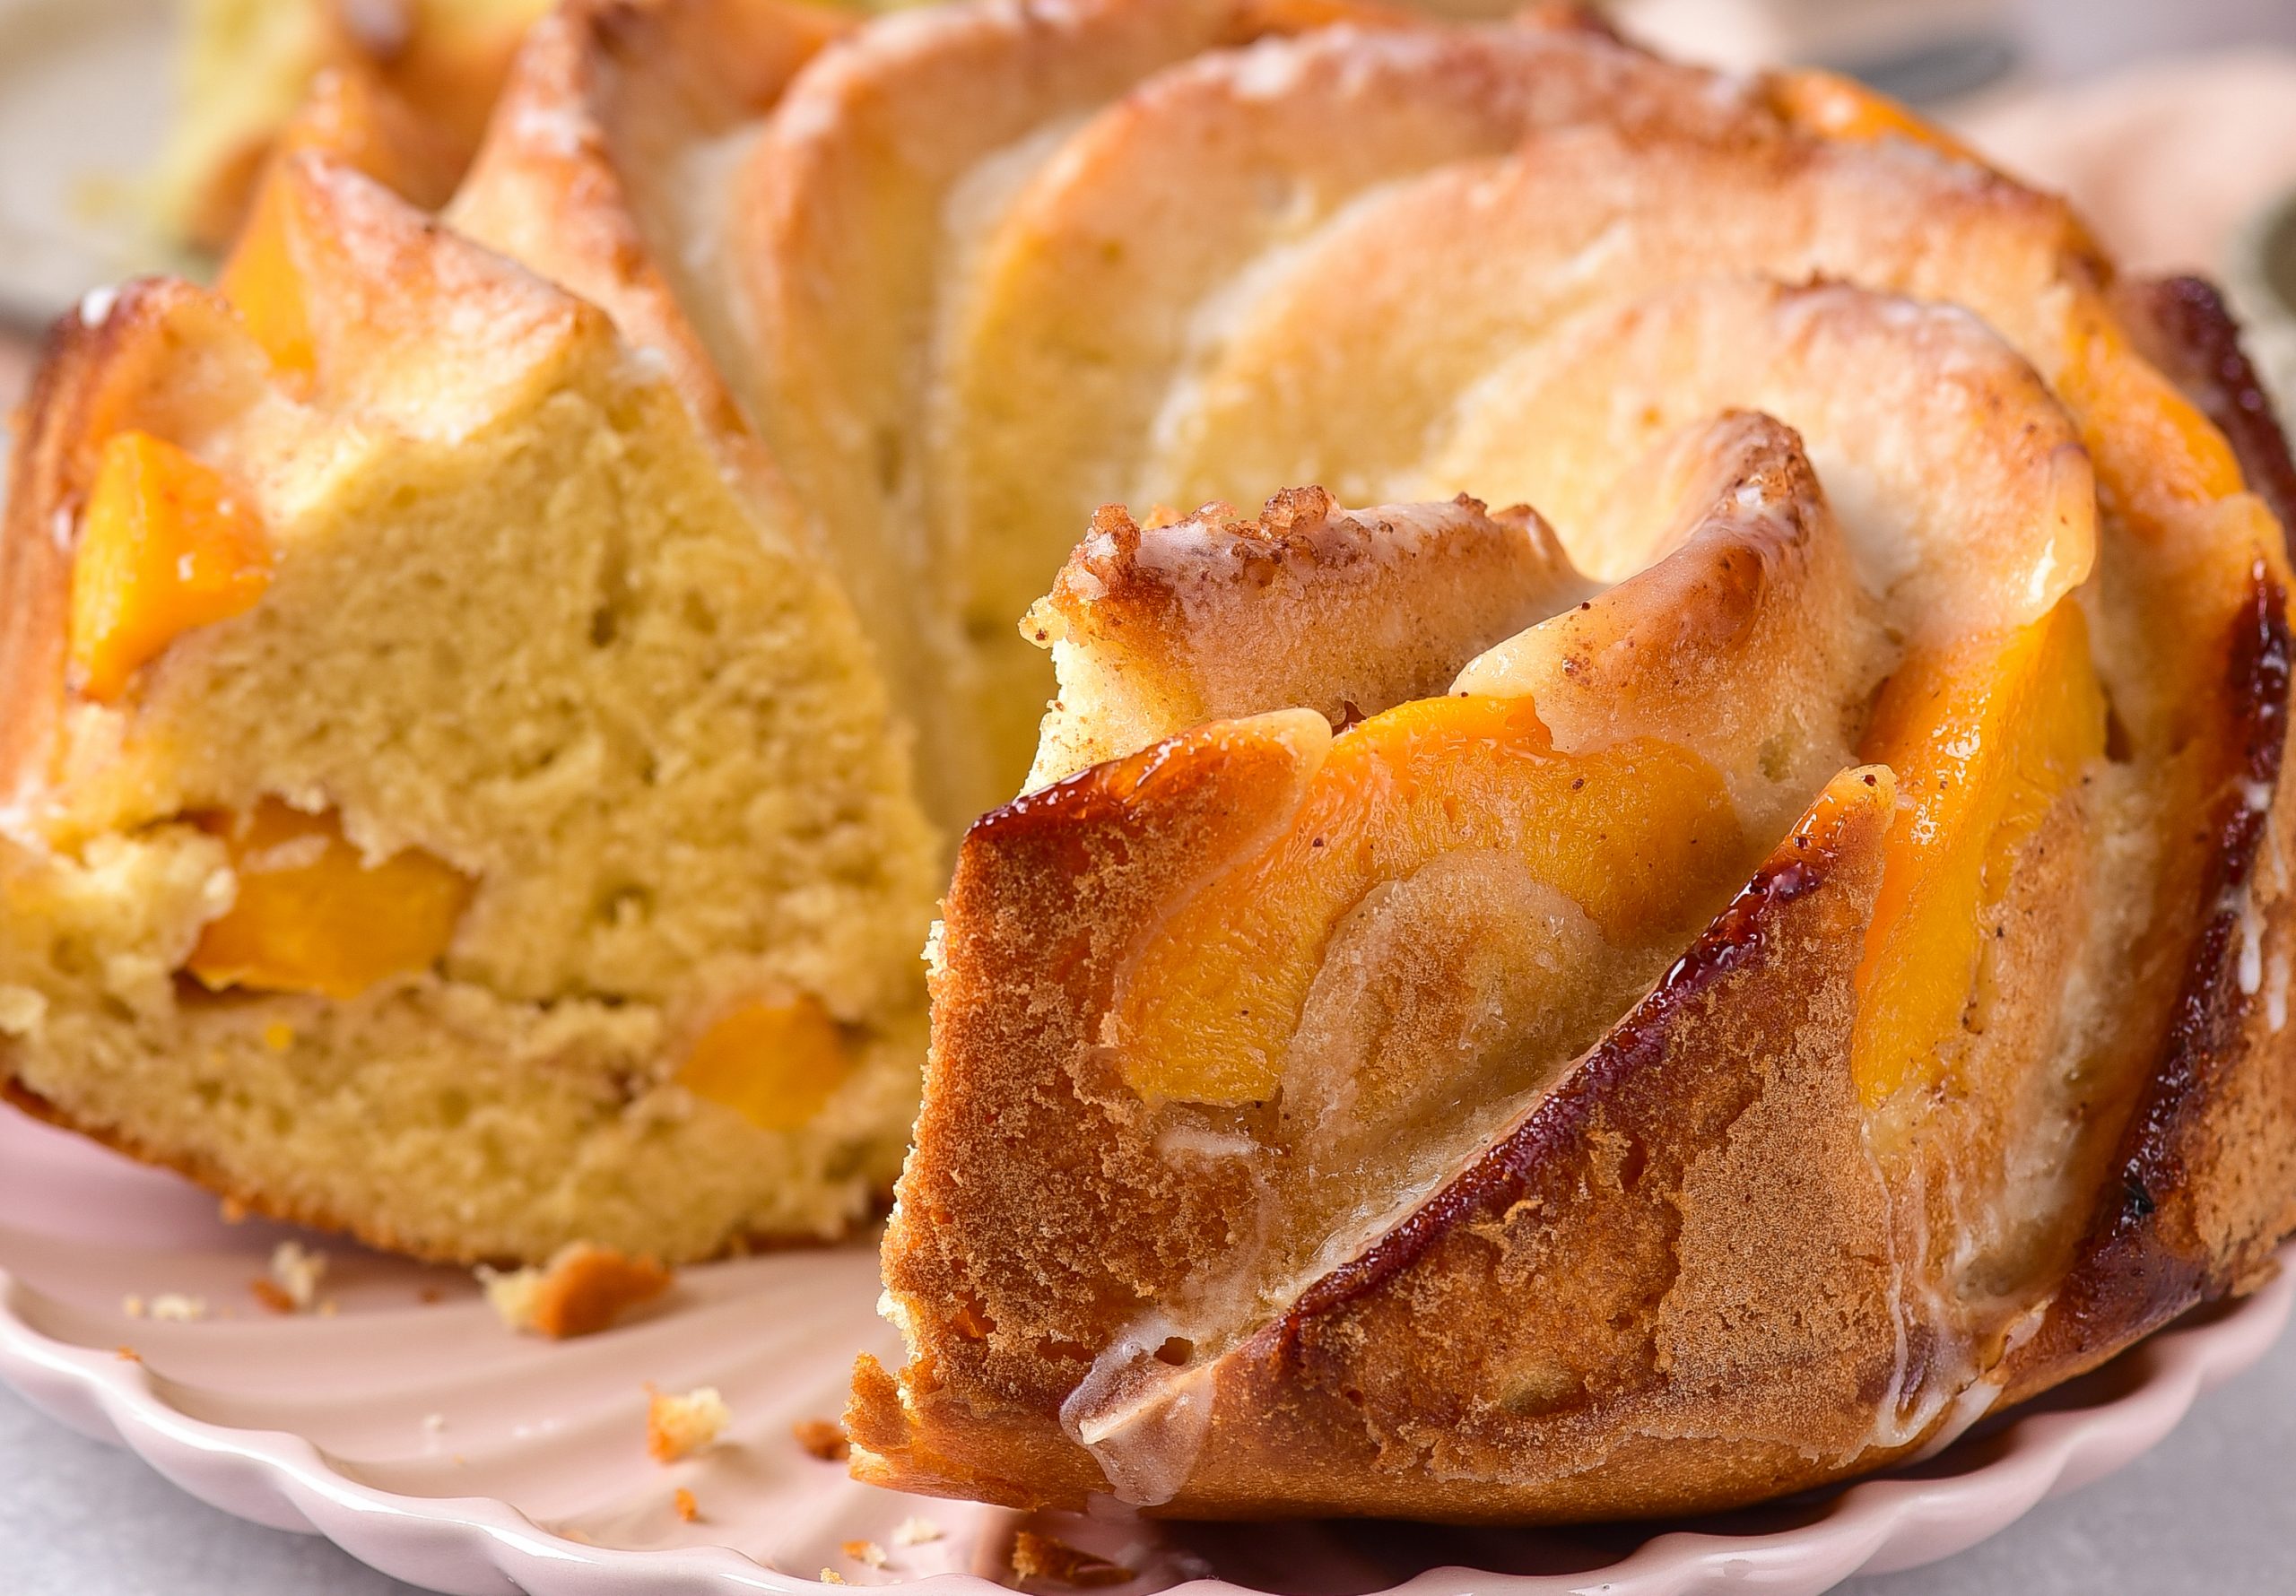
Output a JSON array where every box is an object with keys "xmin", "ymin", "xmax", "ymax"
[
  {"xmin": 839, "ymin": 3, "xmax": 2296, "ymax": 1523},
  {"xmin": 9, "ymin": 0, "xmax": 2296, "ymax": 1525}
]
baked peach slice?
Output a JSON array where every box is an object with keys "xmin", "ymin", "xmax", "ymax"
[
  {"xmin": 185, "ymin": 799, "xmax": 473, "ymax": 1000},
  {"xmin": 67, "ymin": 430, "xmax": 274, "ymax": 705}
]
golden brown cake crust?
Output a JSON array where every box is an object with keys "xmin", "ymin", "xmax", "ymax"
[
  {"xmin": 849, "ymin": 8, "xmax": 2296, "ymax": 1523},
  {"xmin": 1024, "ymin": 490, "xmax": 1587, "ymax": 786},
  {"xmin": 448, "ymin": 0, "xmax": 848, "ymax": 461},
  {"xmin": 2002, "ymin": 279, "xmax": 2296, "ymax": 1405},
  {"xmin": 0, "ymin": 280, "xmax": 188, "ymax": 809},
  {"xmin": 857, "ymin": 774, "xmax": 1930, "ymax": 1521}
]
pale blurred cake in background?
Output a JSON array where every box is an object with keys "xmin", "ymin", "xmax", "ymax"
[{"xmin": 153, "ymin": 0, "xmax": 552, "ymax": 252}]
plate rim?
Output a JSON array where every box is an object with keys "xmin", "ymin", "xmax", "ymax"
[{"xmin": 2, "ymin": 1229, "xmax": 2289, "ymax": 1596}]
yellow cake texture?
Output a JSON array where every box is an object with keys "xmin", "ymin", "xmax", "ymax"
[{"xmin": 4, "ymin": 139, "xmax": 938, "ymax": 1262}]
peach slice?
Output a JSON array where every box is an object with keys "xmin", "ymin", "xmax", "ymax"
[
  {"xmin": 1762, "ymin": 69, "xmax": 1984, "ymax": 163},
  {"xmin": 68, "ymin": 430, "xmax": 272, "ymax": 704},
  {"xmin": 218, "ymin": 173, "xmax": 316, "ymax": 381},
  {"xmin": 1114, "ymin": 698, "xmax": 1742, "ymax": 1107},
  {"xmin": 676, "ymin": 997, "xmax": 852, "ymax": 1132},
  {"xmin": 187, "ymin": 800, "xmax": 472, "ymax": 1000},
  {"xmin": 1852, "ymin": 598, "xmax": 2108, "ymax": 1106}
]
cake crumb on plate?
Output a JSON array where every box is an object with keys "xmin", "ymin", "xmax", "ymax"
[
  {"xmin": 480, "ymin": 1242, "xmax": 670, "ymax": 1338},
  {"xmin": 792, "ymin": 1416, "xmax": 848, "ymax": 1461},
  {"xmin": 269, "ymin": 1240, "xmax": 327, "ymax": 1310},
  {"xmin": 646, "ymin": 1384, "xmax": 731, "ymax": 1462},
  {"xmin": 1012, "ymin": 1531, "xmax": 1133, "ymax": 1588}
]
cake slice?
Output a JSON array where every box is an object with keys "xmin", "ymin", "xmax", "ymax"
[{"xmin": 0, "ymin": 153, "xmax": 939, "ymax": 1263}]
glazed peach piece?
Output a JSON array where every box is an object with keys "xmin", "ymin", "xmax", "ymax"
[
  {"xmin": 1116, "ymin": 701, "xmax": 1743, "ymax": 1107},
  {"xmin": 68, "ymin": 429, "xmax": 272, "ymax": 703}
]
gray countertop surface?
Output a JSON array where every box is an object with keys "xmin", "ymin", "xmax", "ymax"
[{"xmin": 7, "ymin": 1310, "xmax": 2296, "ymax": 1595}]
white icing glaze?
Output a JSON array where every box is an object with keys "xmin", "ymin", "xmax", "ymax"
[
  {"xmin": 1059, "ymin": 1320, "xmax": 1217, "ymax": 1507},
  {"xmin": 2237, "ymin": 885, "xmax": 2265, "ymax": 997}
]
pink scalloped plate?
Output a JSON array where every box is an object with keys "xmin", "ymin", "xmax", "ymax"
[{"xmin": 1, "ymin": 1105, "xmax": 2288, "ymax": 1596}]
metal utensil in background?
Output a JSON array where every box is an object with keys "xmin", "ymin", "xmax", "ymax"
[
  {"xmin": 1612, "ymin": 0, "xmax": 2017, "ymax": 99},
  {"xmin": 2228, "ymin": 188, "xmax": 2296, "ymax": 418}
]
